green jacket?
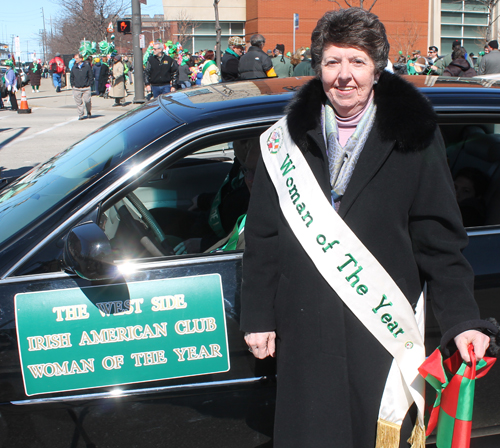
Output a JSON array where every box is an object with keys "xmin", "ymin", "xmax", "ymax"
[{"xmin": 272, "ymin": 55, "xmax": 293, "ymax": 78}]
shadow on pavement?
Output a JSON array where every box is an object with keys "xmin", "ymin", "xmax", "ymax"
[{"xmin": 0, "ymin": 128, "xmax": 29, "ymax": 150}]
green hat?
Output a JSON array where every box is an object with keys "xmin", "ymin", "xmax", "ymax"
[{"xmin": 5, "ymin": 59, "xmax": 14, "ymax": 67}]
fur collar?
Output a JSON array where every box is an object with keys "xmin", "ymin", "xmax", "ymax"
[{"xmin": 286, "ymin": 71, "xmax": 437, "ymax": 153}]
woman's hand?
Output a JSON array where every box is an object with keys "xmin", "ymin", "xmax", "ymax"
[
  {"xmin": 454, "ymin": 329, "xmax": 490, "ymax": 363},
  {"xmin": 245, "ymin": 331, "xmax": 276, "ymax": 359}
]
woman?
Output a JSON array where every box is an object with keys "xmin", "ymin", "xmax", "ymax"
[
  {"xmin": 200, "ymin": 50, "xmax": 220, "ymax": 86},
  {"xmin": 29, "ymin": 59, "xmax": 42, "ymax": 93},
  {"xmin": 4, "ymin": 60, "xmax": 18, "ymax": 111},
  {"xmin": 443, "ymin": 46, "xmax": 477, "ymax": 77},
  {"xmin": 241, "ymin": 8, "xmax": 495, "ymax": 448},
  {"xmin": 111, "ymin": 55, "xmax": 126, "ymax": 106}
]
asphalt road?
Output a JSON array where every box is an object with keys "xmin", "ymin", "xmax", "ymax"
[{"xmin": 0, "ymin": 77, "xmax": 140, "ymax": 178}]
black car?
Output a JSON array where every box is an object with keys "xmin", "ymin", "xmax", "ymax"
[{"xmin": 1, "ymin": 76, "xmax": 500, "ymax": 447}]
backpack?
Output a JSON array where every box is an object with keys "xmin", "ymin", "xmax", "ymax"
[{"xmin": 51, "ymin": 62, "xmax": 58, "ymax": 72}]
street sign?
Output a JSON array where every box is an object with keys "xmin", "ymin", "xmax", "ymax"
[
  {"xmin": 294, "ymin": 13, "xmax": 299, "ymax": 30},
  {"xmin": 139, "ymin": 34, "xmax": 146, "ymax": 49},
  {"xmin": 140, "ymin": 0, "xmax": 147, "ymax": 4}
]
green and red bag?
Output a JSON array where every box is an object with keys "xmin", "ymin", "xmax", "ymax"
[{"xmin": 418, "ymin": 345, "xmax": 496, "ymax": 448}]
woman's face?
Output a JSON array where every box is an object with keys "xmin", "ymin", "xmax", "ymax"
[{"xmin": 320, "ymin": 44, "xmax": 379, "ymax": 118}]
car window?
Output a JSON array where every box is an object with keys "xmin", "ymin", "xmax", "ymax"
[
  {"xmin": 441, "ymin": 121, "xmax": 500, "ymax": 228},
  {"xmin": 0, "ymin": 104, "xmax": 178, "ymax": 247},
  {"xmin": 100, "ymin": 137, "xmax": 261, "ymax": 261}
]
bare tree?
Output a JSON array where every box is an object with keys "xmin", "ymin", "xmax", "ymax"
[
  {"xmin": 176, "ymin": 10, "xmax": 195, "ymax": 48},
  {"xmin": 214, "ymin": 0, "xmax": 221, "ymax": 67},
  {"xmin": 47, "ymin": 0, "xmax": 126, "ymax": 56},
  {"xmin": 471, "ymin": 0, "xmax": 500, "ymax": 42},
  {"xmin": 328, "ymin": 0, "xmax": 379, "ymax": 12},
  {"xmin": 392, "ymin": 18, "xmax": 421, "ymax": 58}
]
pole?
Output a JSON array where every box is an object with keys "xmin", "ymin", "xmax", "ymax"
[
  {"xmin": 41, "ymin": 7, "xmax": 47, "ymax": 62},
  {"xmin": 132, "ymin": 0, "xmax": 145, "ymax": 103},
  {"xmin": 293, "ymin": 15, "xmax": 295, "ymax": 54},
  {"xmin": 214, "ymin": 0, "xmax": 221, "ymax": 68}
]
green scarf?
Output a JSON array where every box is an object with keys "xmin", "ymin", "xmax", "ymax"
[{"xmin": 225, "ymin": 48, "xmax": 240, "ymax": 59}]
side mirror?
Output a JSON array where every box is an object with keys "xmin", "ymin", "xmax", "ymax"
[{"xmin": 63, "ymin": 222, "xmax": 118, "ymax": 281}]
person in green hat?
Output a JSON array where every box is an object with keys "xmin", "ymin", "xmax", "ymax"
[{"xmin": 4, "ymin": 59, "xmax": 18, "ymax": 111}]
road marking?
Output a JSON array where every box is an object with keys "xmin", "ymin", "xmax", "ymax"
[{"xmin": 1, "ymin": 117, "xmax": 79, "ymax": 149}]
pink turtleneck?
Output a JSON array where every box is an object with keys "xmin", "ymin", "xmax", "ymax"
[{"xmin": 335, "ymin": 94, "xmax": 374, "ymax": 147}]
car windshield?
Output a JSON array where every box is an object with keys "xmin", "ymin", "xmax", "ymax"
[{"xmin": 0, "ymin": 103, "xmax": 179, "ymax": 246}]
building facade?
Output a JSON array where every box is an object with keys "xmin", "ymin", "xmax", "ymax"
[{"xmin": 162, "ymin": 0, "xmax": 498, "ymax": 60}]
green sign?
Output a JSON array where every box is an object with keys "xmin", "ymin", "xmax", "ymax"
[{"xmin": 15, "ymin": 274, "xmax": 229, "ymax": 396}]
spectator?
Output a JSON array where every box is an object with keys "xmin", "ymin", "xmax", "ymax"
[
  {"xmin": 70, "ymin": 53, "xmax": 93, "ymax": 120},
  {"xmin": 111, "ymin": 55, "xmax": 126, "ymax": 106},
  {"xmin": 144, "ymin": 41, "xmax": 178, "ymax": 98},
  {"xmin": 454, "ymin": 167, "xmax": 489, "ymax": 227},
  {"xmin": 29, "ymin": 59, "xmax": 42, "ymax": 93},
  {"xmin": 200, "ymin": 50, "xmax": 220, "ymax": 86},
  {"xmin": 49, "ymin": 52, "xmax": 66, "ymax": 93},
  {"xmin": 238, "ymin": 34, "xmax": 277, "ymax": 79},
  {"xmin": 434, "ymin": 40, "xmax": 474, "ymax": 75},
  {"xmin": 177, "ymin": 54, "xmax": 192, "ymax": 89},
  {"xmin": 479, "ymin": 40, "xmax": 500, "ymax": 75},
  {"xmin": 272, "ymin": 44, "xmax": 293, "ymax": 78},
  {"xmin": 293, "ymin": 48, "xmax": 315, "ymax": 76},
  {"xmin": 443, "ymin": 46, "xmax": 477, "ymax": 77},
  {"xmin": 221, "ymin": 36, "xmax": 245, "ymax": 82},
  {"xmin": 4, "ymin": 59, "xmax": 18, "ymax": 111}
]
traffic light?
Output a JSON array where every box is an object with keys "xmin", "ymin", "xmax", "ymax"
[{"xmin": 117, "ymin": 20, "xmax": 131, "ymax": 34}]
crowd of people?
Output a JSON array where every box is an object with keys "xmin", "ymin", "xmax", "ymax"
[
  {"xmin": 394, "ymin": 39, "xmax": 500, "ymax": 77},
  {"xmin": 3, "ymin": 34, "xmax": 500, "ymax": 114}
]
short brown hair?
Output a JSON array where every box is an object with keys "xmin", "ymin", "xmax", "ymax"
[
  {"xmin": 204, "ymin": 50, "xmax": 215, "ymax": 60},
  {"xmin": 311, "ymin": 8, "xmax": 389, "ymax": 76}
]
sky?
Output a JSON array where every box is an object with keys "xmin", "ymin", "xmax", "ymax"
[{"xmin": 1, "ymin": 0, "xmax": 165, "ymax": 61}]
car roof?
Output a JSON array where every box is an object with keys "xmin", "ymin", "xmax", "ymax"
[{"xmin": 159, "ymin": 75, "xmax": 500, "ymax": 128}]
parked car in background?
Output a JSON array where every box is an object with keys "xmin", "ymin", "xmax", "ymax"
[{"xmin": 0, "ymin": 76, "xmax": 500, "ymax": 447}]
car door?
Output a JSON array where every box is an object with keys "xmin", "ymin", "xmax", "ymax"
[
  {"xmin": 431, "ymin": 115, "xmax": 500, "ymax": 440},
  {"xmin": 0, "ymin": 122, "xmax": 277, "ymax": 448}
]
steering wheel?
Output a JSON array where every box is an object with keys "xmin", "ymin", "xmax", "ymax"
[{"xmin": 118, "ymin": 192, "xmax": 175, "ymax": 256}]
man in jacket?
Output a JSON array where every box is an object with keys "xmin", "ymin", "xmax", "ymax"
[
  {"xmin": 144, "ymin": 42, "xmax": 178, "ymax": 98},
  {"xmin": 70, "ymin": 53, "xmax": 93, "ymax": 120},
  {"xmin": 238, "ymin": 34, "xmax": 277, "ymax": 79},
  {"xmin": 221, "ymin": 36, "xmax": 245, "ymax": 82},
  {"xmin": 49, "ymin": 52, "xmax": 66, "ymax": 93},
  {"xmin": 479, "ymin": 40, "xmax": 500, "ymax": 75},
  {"xmin": 272, "ymin": 44, "xmax": 293, "ymax": 78}
]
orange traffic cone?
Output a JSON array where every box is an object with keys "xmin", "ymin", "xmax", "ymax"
[{"xmin": 18, "ymin": 88, "xmax": 31, "ymax": 114}]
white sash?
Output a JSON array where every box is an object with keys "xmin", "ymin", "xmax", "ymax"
[{"xmin": 260, "ymin": 117, "xmax": 426, "ymax": 446}]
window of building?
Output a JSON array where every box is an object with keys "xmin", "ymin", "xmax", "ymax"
[
  {"xmin": 177, "ymin": 22, "xmax": 245, "ymax": 53},
  {"xmin": 441, "ymin": 0, "xmax": 489, "ymax": 55}
]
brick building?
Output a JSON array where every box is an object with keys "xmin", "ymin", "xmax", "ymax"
[{"xmin": 162, "ymin": 0, "xmax": 498, "ymax": 60}]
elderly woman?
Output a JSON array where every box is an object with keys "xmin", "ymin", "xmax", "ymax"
[{"xmin": 241, "ymin": 8, "xmax": 495, "ymax": 448}]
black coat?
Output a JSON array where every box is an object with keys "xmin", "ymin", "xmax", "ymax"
[
  {"xmin": 98, "ymin": 64, "xmax": 110, "ymax": 94},
  {"xmin": 28, "ymin": 62, "xmax": 42, "ymax": 86},
  {"xmin": 221, "ymin": 49, "xmax": 240, "ymax": 82},
  {"xmin": 240, "ymin": 73, "xmax": 494, "ymax": 447},
  {"xmin": 238, "ymin": 46, "xmax": 273, "ymax": 79}
]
